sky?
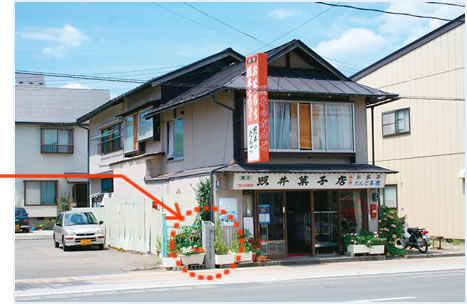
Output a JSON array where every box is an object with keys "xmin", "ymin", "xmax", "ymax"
[{"xmin": 14, "ymin": 2, "xmax": 465, "ymax": 99}]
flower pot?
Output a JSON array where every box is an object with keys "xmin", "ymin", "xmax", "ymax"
[
  {"xmin": 256, "ymin": 256, "xmax": 267, "ymax": 262},
  {"xmin": 215, "ymin": 254, "xmax": 235, "ymax": 265},
  {"xmin": 239, "ymin": 251, "xmax": 253, "ymax": 262},
  {"xmin": 162, "ymin": 257, "xmax": 180, "ymax": 268},
  {"xmin": 252, "ymin": 253, "xmax": 256, "ymax": 262},
  {"xmin": 347, "ymin": 244, "xmax": 370, "ymax": 254},
  {"xmin": 180, "ymin": 254, "xmax": 205, "ymax": 266},
  {"xmin": 369, "ymin": 245, "xmax": 385, "ymax": 255}
]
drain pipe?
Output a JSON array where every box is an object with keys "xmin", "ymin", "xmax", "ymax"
[
  {"xmin": 77, "ymin": 122, "xmax": 90, "ymax": 207},
  {"xmin": 209, "ymin": 92, "xmax": 236, "ymax": 222}
]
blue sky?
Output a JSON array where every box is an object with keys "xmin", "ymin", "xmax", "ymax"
[{"xmin": 15, "ymin": 2, "xmax": 464, "ymax": 98}]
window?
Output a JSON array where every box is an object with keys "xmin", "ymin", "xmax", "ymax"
[
  {"xmin": 167, "ymin": 118, "xmax": 183, "ymax": 160},
  {"xmin": 139, "ymin": 109, "xmax": 153, "ymax": 140},
  {"xmin": 41, "ymin": 129, "xmax": 73, "ymax": 153},
  {"xmin": 101, "ymin": 178, "xmax": 113, "ymax": 193},
  {"xmin": 382, "ymin": 108, "xmax": 410, "ymax": 136},
  {"xmin": 383, "ymin": 185, "xmax": 398, "ymax": 209},
  {"xmin": 265, "ymin": 101, "xmax": 354, "ymax": 152},
  {"xmin": 100, "ymin": 123, "xmax": 122, "ymax": 154},
  {"xmin": 24, "ymin": 181, "xmax": 57, "ymax": 205},
  {"xmin": 124, "ymin": 115, "xmax": 138, "ymax": 153}
]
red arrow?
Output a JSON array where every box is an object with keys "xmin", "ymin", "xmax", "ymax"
[{"xmin": 0, "ymin": 174, "xmax": 185, "ymax": 221}]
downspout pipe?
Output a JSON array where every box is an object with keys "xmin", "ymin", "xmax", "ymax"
[
  {"xmin": 77, "ymin": 122, "xmax": 90, "ymax": 207},
  {"xmin": 209, "ymin": 92, "xmax": 236, "ymax": 222}
]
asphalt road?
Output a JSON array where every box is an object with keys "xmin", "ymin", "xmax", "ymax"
[
  {"xmin": 20, "ymin": 269, "xmax": 464, "ymax": 302},
  {"xmin": 15, "ymin": 238, "xmax": 159, "ymax": 279}
]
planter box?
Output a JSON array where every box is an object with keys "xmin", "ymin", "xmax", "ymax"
[
  {"xmin": 347, "ymin": 244, "xmax": 370, "ymax": 255},
  {"xmin": 239, "ymin": 251, "xmax": 253, "ymax": 262},
  {"xmin": 369, "ymin": 245, "xmax": 385, "ymax": 255},
  {"xmin": 162, "ymin": 257, "xmax": 180, "ymax": 268},
  {"xmin": 180, "ymin": 254, "xmax": 205, "ymax": 266},
  {"xmin": 215, "ymin": 254, "xmax": 235, "ymax": 265}
]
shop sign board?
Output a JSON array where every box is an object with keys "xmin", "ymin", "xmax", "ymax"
[
  {"xmin": 233, "ymin": 173, "xmax": 386, "ymax": 190},
  {"xmin": 245, "ymin": 53, "xmax": 269, "ymax": 163}
]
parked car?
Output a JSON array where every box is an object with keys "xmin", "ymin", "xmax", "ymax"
[
  {"xmin": 15, "ymin": 207, "xmax": 30, "ymax": 233},
  {"xmin": 53, "ymin": 211, "xmax": 105, "ymax": 251}
]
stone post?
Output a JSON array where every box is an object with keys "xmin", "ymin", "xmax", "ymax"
[{"xmin": 202, "ymin": 221, "xmax": 215, "ymax": 269}]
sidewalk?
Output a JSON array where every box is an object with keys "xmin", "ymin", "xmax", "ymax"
[
  {"xmin": 15, "ymin": 256, "xmax": 464, "ymax": 299},
  {"xmin": 15, "ymin": 230, "xmax": 53, "ymax": 240}
]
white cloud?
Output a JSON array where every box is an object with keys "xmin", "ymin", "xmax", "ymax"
[
  {"xmin": 269, "ymin": 8, "xmax": 302, "ymax": 20},
  {"xmin": 314, "ymin": 28, "xmax": 386, "ymax": 60},
  {"xmin": 61, "ymin": 83, "xmax": 90, "ymax": 90},
  {"xmin": 18, "ymin": 24, "xmax": 88, "ymax": 57}
]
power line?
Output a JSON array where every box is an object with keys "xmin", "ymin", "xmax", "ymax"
[
  {"xmin": 151, "ymin": 3, "xmax": 253, "ymax": 44},
  {"xmin": 183, "ymin": 2, "xmax": 272, "ymax": 48},
  {"xmin": 16, "ymin": 71, "xmax": 144, "ymax": 84},
  {"xmin": 316, "ymin": 2, "xmax": 458, "ymax": 22},
  {"xmin": 375, "ymin": 67, "xmax": 465, "ymax": 89},
  {"xmin": 426, "ymin": 1, "xmax": 465, "ymax": 7},
  {"xmin": 251, "ymin": 5, "xmax": 334, "ymax": 54}
]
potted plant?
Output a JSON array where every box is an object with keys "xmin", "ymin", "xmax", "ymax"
[
  {"xmin": 344, "ymin": 230, "xmax": 385, "ymax": 256},
  {"xmin": 248, "ymin": 237, "xmax": 263, "ymax": 262},
  {"xmin": 231, "ymin": 229, "xmax": 253, "ymax": 262},
  {"xmin": 180, "ymin": 245, "xmax": 206, "ymax": 266},
  {"xmin": 214, "ymin": 221, "xmax": 235, "ymax": 265}
]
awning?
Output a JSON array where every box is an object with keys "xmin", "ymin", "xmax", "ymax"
[
  {"xmin": 66, "ymin": 177, "xmax": 88, "ymax": 184},
  {"xmin": 219, "ymin": 163, "xmax": 396, "ymax": 190}
]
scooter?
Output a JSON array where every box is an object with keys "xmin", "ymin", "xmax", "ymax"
[{"xmin": 398, "ymin": 221, "xmax": 430, "ymax": 253}]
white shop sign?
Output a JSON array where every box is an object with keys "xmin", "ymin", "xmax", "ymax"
[{"xmin": 233, "ymin": 173, "xmax": 386, "ymax": 190}]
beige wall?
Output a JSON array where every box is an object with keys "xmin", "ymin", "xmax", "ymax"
[{"xmin": 358, "ymin": 23, "xmax": 465, "ymax": 239}]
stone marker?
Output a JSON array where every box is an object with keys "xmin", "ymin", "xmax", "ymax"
[{"xmin": 202, "ymin": 221, "xmax": 215, "ymax": 269}]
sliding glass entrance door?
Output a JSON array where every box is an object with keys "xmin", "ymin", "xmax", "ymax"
[
  {"xmin": 313, "ymin": 191, "xmax": 339, "ymax": 254},
  {"xmin": 257, "ymin": 192, "xmax": 286, "ymax": 257}
]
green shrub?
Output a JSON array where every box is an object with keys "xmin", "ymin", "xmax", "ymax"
[
  {"xmin": 378, "ymin": 206, "xmax": 407, "ymax": 256},
  {"xmin": 214, "ymin": 220, "xmax": 230, "ymax": 255}
]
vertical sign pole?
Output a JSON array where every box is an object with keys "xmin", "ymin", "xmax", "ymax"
[
  {"xmin": 202, "ymin": 221, "xmax": 215, "ymax": 269},
  {"xmin": 245, "ymin": 53, "xmax": 269, "ymax": 163},
  {"xmin": 161, "ymin": 211, "xmax": 167, "ymax": 258}
]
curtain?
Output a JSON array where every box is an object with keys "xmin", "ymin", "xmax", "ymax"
[
  {"xmin": 273, "ymin": 103, "xmax": 298, "ymax": 149},
  {"xmin": 312, "ymin": 104, "xmax": 326, "ymax": 150},
  {"xmin": 167, "ymin": 120, "xmax": 174, "ymax": 159},
  {"xmin": 174, "ymin": 119, "xmax": 183, "ymax": 159},
  {"xmin": 124, "ymin": 116, "xmax": 134, "ymax": 152},
  {"xmin": 41, "ymin": 182, "xmax": 56, "ymax": 205},
  {"xmin": 25, "ymin": 182, "xmax": 41, "ymax": 205},
  {"xmin": 326, "ymin": 104, "xmax": 353, "ymax": 151}
]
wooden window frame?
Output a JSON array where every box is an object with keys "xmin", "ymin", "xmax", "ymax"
[
  {"xmin": 40, "ymin": 128, "xmax": 74, "ymax": 154},
  {"xmin": 23, "ymin": 180, "xmax": 58, "ymax": 206}
]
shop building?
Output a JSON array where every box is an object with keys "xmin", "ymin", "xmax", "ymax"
[{"xmin": 79, "ymin": 39, "xmax": 397, "ymax": 256}]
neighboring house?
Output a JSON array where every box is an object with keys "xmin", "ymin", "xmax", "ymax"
[
  {"xmin": 78, "ymin": 39, "xmax": 397, "ymax": 257},
  {"xmin": 15, "ymin": 73, "xmax": 110, "ymax": 226},
  {"xmin": 351, "ymin": 15, "xmax": 465, "ymax": 240}
]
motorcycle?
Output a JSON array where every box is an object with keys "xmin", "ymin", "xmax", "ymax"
[{"xmin": 398, "ymin": 221, "xmax": 430, "ymax": 253}]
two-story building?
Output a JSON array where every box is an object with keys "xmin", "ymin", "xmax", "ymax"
[
  {"xmin": 352, "ymin": 14, "xmax": 465, "ymax": 240},
  {"xmin": 15, "ymin": 73, "xmax": 110, "ymax": 226},
  {"xmin": 78, "ymin": 40, "xmax": 397, "ymax": 257}
]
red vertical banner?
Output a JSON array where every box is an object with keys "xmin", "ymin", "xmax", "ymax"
[{"xmin": 245, "ymin": 53, "xmax": 269, "ymax": 163}]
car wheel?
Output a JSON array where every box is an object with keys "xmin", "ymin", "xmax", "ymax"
[
  {"xmin": 53, "ymin": 234, "xmax": 59, "ymax": 248},
  {"xmin": 98, "ymin": 244, "xmax": 104, "ymax": 250},
  {"xmin": 62, "ymin": 236, "xmax": 69, "ymax": 251}
]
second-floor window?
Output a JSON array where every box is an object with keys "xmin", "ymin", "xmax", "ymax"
[
  {"xmin": 123, "ymin": 108, "xmax": 154, "ymax": 155},
  {"xmin": 41, "ymin": 129, "xmax": 73, "ymax": 153},
  {"xmin": 382, "ymin": 108, "xmax": 410, "ymax": 136},
  {"xmin": 167, "ymin": 118, "xmax": 183, "ymax": 160},
  {"xmin": 100, "ymin": 123, "xmax": 122, "ymax": 154},
  {"xmin": 263, "ymin": 101, "xmax": 354, "ymax": 152}
]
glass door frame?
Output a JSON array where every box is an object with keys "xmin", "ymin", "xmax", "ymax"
[{"xmin": 254, "ymin": 189, "xmax": 370, "ymax": 258}]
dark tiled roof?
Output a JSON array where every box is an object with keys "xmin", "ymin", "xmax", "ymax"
[
  {"xmin": 351, "ymin": 14, "xmax": 465, "ymax": 80},
  {"xmin": 219, "ymin": 163, "xmax": 397, "ymax": 174},
  {"xmin": 146, "ymin": 40, "xmax": 397, "ymax": 116},
  {"xmin": 15, "ymin": 86, "xmax": 110, "ymax": 124},
  {"xmin": 77, "ymin": 48, "xmax": 244, "ymax": 122}
]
